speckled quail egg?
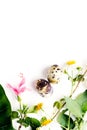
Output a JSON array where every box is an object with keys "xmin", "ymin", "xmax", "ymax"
[
  {"xmin": 47, "ymin": 64, "xmax": 62, "ymax": 83},
  {"xmin": 35, "ymin": 79, "xmax": 52, "ymax": 97}
]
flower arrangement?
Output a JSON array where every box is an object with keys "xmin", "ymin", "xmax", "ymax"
[{"xmin": 0, "ymin": 60, "xmax": 87, "ymax": 130}]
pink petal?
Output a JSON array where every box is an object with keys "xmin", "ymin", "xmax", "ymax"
[
  {"xmin": 7, "ymin": 83, "xmax": 19, "ymax": 95},
  {"xmin": 18, "ymin": 77, "xmax": 25, "ymax": 88},
  {"xmin": 12, "ymin": 88, "xmax": 19, "ymax": 95},
  {"xmin": 19, "ymin": 87, "xmax": 26, "ymax": 93},
  {"xmin": 7, "ymin": 83, "xmax": 14, "ymax": 89}
]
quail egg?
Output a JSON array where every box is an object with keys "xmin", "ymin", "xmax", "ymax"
[
  {"xmin": 35, "ymin": 79, "xmax": 52, "ymax": 97},
  {"xmin": 47, "ymin": 64, "xmax": 62, "ymax": 83}
]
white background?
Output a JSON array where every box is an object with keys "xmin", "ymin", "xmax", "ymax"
[{"xmin": 0, "ymin": 1, "xmax": 87, "ymax": 130}]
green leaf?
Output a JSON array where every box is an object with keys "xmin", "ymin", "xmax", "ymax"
[
  {"xmin": 17, "ymin": 110, "xmax": 41, "ymax": 128},
  {"xmin": 82, "ymin": 101, "xmax": 87, "ymax": 112},
  {"xmin": 24, "ymin": 117, "xmax": 41, "ymax": 130},
  {"xmin": 64, "ymin": 69, "xmax": 68, "ymax": 74},
  {"xmin": 53, "ymin": 99, "xmax": 65, "ymax": 109},
  {"xmin": 65, "ymin": 97, "xmax": 83, "ymax": 118},
  {"xmin": 22, "ymin": 104, "xmax": 29, "ymax": 114},
  {"xmin": 73, "ymin": 74, "xmax": 84, "ymax": 82},
  {"xmin": 75, "ymin": 90, "xmax": 87, "ymax": 106},
  {"xmin": 0, "ymin": 84, "xmax": 15, "ymax": 130},
  {"xmin": 57, "ymin": 110, "xmax": 68, "ymax": 129},
  {"xmin": 76, "ymin": 67, "xmax": 82, "ymax": 71},
  {"xmin": 27, "ymin": 106, "xmax": 36, "ymax": 113},
  {"xmin": 53, "ymin": 101, "xmax": 61, "ymax": 109},
  {"xmin": 18, "ymin": 109, "xmax": 23, "ymax": 114},
  {"xmin": 18, "ymin": 104, "xmax": 30, "ymax": 114},
  {"xmin": 12, "ymin": 111, "xmax": 19, "ymax": 119},
  {"xmin": 57, "ymin": 110, "xmax": 75, "ymax": 129},
  {"xmin": 73, "ymin": 120, "xmax": 87, "ymax": 130},
  {"xmin": 75, "ymin": 90, "xmax": 87, "ymax": 113},
  {"xmin": 17, "ymin": 118, "xmax": 29, "ymax": 127}
]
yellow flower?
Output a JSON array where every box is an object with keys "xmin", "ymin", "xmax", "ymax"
[
  {"xmin": 66, "ymin": 60, "xmax": 76, "ymax": 65},
  {"xmin": 41, "ymin": 119, "xmax": 52, "ymax": 126},
  {"xmin": 35, "ymin": 103, "xmax": 43, "ymax": 110}
]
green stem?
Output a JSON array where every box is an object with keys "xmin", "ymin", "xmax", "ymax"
[
  {"xmin": 70, "ymin": 69, "xmax": 87, "ymax": 97},
  {"xmin": 51, "ymin": 102, "xmax": 65, "ymax": 120},
  {"xmin": 17, "ymin": 96, "xmax": 23, "ymax": 130},
  {"xmin": 51, "ymin": 68, "xmax": 87, "ymax": 120},
  {"xmin": 68, "ymin": 112, "xmax": 70, "ymax": 130},
  {"xmin": 60, "ymin": 125, "xmax": 67, "ymax": 130}
]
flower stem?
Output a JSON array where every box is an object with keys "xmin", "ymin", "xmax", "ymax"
[
  {"xmin": 51, "ymin": 102, "xmax": 65, "ymax": 120},
  {"xmin": 18, "ymin": 125, "xmax": 22, "ymax": 130},
  {"xmin": 70, "ymin": 69, "xmax": 87, "ymax": 97},
  {"xmin": 51, "ymin": 68, "xmax": 87, "ymax": 120},
  {"xmin": 68, "ymin": 112, "xmax": 70, "ymax": 130},
  {"xmin": 17, "ymin": 96, "xmax": 23, "ymax": 130}
]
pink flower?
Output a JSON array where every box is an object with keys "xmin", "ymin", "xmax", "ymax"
[{"xmin": 7, "ymin": 74, "xmax": 28, "ymax": 95}]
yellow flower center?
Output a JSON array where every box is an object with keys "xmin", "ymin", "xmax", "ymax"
[
  {"xmin": 36, "ymin": 103, "xmax": 43, "ymax": 110},
  {"xmin": 41, "ymin": 119, "xmax": 52, "ymax": 126},
  {"xmin": 66, "ymin": 60, "xmax": 76, "ymax": 65}
]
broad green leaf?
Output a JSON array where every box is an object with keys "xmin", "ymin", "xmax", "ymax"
[
  {"xmin": 0, "ymin": 84, "xmax": 15, "ymax": 130},
  {"xmin": 17, "ymin": 118, "xmax": 29, "ymax": 127},
  {"xmin": 82, "ymin": 101, "xmax": 87, "ymax": 112},
  {"xmin": 24, "ymin": 117, "xmax": 41, "ymax": 130},
  {"xmin": 75, "ymin": 90, "xmax": 87, "ymax": 106},
  {"xmin": 65, "ymin": 97, "xmax": 83, "ymax": 118},
  {"xmin": 75, "ymin": 90, "xmax": 87, "ymax": 113},
  {"xmin": 57, "ymin": 110, "xmax": 75, "ymax": 129}
]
